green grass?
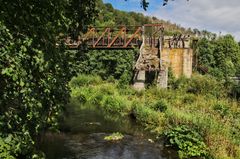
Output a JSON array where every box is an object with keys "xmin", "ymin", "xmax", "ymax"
[{"xmin": 69, "ymin": 74, "xmax": 240, "ymax": 159}]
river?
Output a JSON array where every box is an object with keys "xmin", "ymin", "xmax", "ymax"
[{"xmin": 39, "ymin": 103, "xmax": 178, "ymax": 159}]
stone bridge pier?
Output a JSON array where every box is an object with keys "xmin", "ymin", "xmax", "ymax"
[{"xmin": 133, "ymin": 30, "xmax": 193, "ymax": 90}]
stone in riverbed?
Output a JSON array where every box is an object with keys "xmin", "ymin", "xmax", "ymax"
[{"xmin": 104, "ymin": 132, "xmax": 124, "ymax": 141}]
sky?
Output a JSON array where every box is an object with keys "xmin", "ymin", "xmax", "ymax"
[{"xmin": 103, "ymin": 0, "xmax": 240, "ymax": 41}]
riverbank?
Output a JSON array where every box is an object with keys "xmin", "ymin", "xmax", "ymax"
[{"xmin": 70, "ymin": 74, "xmax": 240, "ymax": 159}]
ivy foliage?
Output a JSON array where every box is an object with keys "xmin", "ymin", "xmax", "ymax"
[{"xmin": 0, "ymin": 0, "xmax": 97, "ymax": 158}]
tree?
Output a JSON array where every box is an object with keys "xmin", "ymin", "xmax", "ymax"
[
  {"xmin": 196, "ymin": 35, "xmax": 240, "ymax": 78},
  {"xmin": 213, "ymin": 35, "xmax": 240, "ymax": 77},
  {"xmin": 0, "ymin": 0, "xmax": 97, "ymax": 158},
  {"xmin": 196, "ymin": 38, "xmax": 215, "ymax": 68}
]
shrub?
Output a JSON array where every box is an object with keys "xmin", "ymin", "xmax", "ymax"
[
  {"xmin": 168, "ymin": 67, "xmax": 176, "ymax": 89},
  {"xmin": 132, "ymin": 103, "xmax": 166, "ymax": 133},
  {"xmin": 171, "ymin": 74, "xmax": 226, "ymax": 98},
  {"xmin": 0, "ymin": 136, "xmax": 16, "ymax": 159},
  {"xmin": 71, "ymin": 87, "xmax": 93, "ymax": 102},
  {"xmin": 164, "ymin": 125, "xmax": 208, "ymax": 159},
  {"xmin": 90, "ymin": 93, "xmax": 104, "ymax": 106},
  {"xmin": 70, "ymin": 74, "xmax": 102, "ymax": 88},
  {"xmin": 118, "ymin": 86, "xmax": 136, "ymax": 96},
  {"xmin": 100, "ymin": 95, "xmax": 127, "ymax": 114},
  {"xmin": 0, "ymin": 133, "xmax": 45, "ymax": 159},
  {"xmin": 107, "ymin": 75, "xmax": 116, "ymax": 83},
  {"xmin": 117, "ymin": 71, "xmax": 131, "ymax": 88},
  {"xmin": 99, "ymin": 84, "xmax": 116, "ymax": 95},
  {"xmin": 213, "ymin": 102, "xmax": 230, "ymax": 117},
  {"xmin": 188, "ymin": 74, "xmax": 226, "ymax": 97},
  {"xmin": 172, "ymin": 75, "xmax": 189, "ymax": 90},
  {"xmin": 151, "ymin": 99, "xmax": 168, "ymax": 112},
  {"xmin": 76, "ymin": 93, "xmax": 87, "ymax": 104},
  {"xmin": 209, "ymin": 68, "xmax": 224, "ymax": 79},
  {"xmin": 182, "ymin": 94, "xmax": 197, "ymax": 104}
]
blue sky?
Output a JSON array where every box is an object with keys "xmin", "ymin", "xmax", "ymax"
[
  {"xmin": 103, "ymin": 0, "xmax": 163, "ymax": 13},
  {"xmin": 103, "ymin": 0, "xmax": 240, "ymax": 41}
]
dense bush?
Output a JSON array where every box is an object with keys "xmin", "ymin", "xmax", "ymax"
[
  {"xmin": 171, "ymin": 74, "xmax": 226, "ymax": 98},
  {"xmin": 213, "ymin": 102, "xmax": 230, "ymax": 118},
  {"xmin": 151, "ymin": 100, "xmax": 168, "ymax": 112},
  {"xmin": 70, "ymin": 74, "xmax": 102, "ymax": 88},
  {"xmin": 78, "ymin": 49, "xmax": 137, "ymax": 82},
  {"xmin": 171, "ymin": 75, "xmax": 189, "ymax": 90},
  {"xmin": 182, "ymin": 94, "xmax": 197, "ymax": 104},
  {"xmin": 164, "ymin": 125, "xmax": 208, "ymax": 159},
  {"xmin": 100, "ymin": 96, "xmax": 127, "ymax": 113},
  {"xmin": 90, "ymin": 93, "xmax": 104, "ymax": 106},
  {"xmin": 188, "ymin": 74, "xmax": 226, "ymax": 97},
  {"xmin": 132, "ymin": 102, "xmax": 166, "ymax": 133},
  {"xmin": 0, "ymin": 0, "xmax": 96, "ymax": 158},
  {"xmin": 196, "ymin": 35, "xmax": 240, "ymax": 79}
]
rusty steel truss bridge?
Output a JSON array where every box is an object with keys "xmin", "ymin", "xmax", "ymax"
[
  {"xmin": 65, "ymin": 24, "xmax": 164, "ymax": 49},
  {"xmin": 65, "ymin": 23, "xmax": 190, "ymax": 50}
]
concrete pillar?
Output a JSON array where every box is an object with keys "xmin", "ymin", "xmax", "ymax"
[
  {"xmin": 183, "ymin": 49, "xmax": 193, "ymax": 78},
  {"xmin": 133, "ymin": 70, "xmax": 145, "ymax": 90},
  {"xmin": 157, "ymin": 67, "xmax": 168, "ymax": 89}
]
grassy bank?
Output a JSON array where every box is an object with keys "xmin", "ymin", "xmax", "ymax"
[{"xmin": 69, "ymin": 74, "xmax": 240, "ymax": 159}]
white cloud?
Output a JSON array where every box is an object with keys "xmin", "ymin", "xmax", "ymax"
[{"xmin": 147, "ymin": 0, "xmax": 240, "ymax": 41}]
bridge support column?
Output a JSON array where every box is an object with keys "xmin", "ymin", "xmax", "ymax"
[
  {"xmin": 133, "ymin": 70, "xmax": 145, "ymax": 90},
  {"xmin": 157, "ymin": 67, "xmax": 168, "ymax": 89}
]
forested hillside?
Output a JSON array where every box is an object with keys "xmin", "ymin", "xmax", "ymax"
[{"xmin": 94, "ymin": 0, "xmax": 217, "ymax": 36}]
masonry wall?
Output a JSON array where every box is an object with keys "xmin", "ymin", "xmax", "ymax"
[{"xmin": 161, "ymin": 48, "xmax": 193, "ymax": 78}]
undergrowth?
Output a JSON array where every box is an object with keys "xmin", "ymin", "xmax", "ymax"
[{"xmin": 69, "ymin": 74, "xmax": 240, "ymax": 159}]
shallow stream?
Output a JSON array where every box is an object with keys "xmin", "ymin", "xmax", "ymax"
[{"xmin": 39, "ymin": 104, "xmax": 178, "ymax": 159}]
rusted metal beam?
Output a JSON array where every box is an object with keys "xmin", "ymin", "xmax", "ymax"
[
  {"xmin": 93, "ymin": 28, "xmax": 110, "ymax": 48},
  {"xmin": 123, "ymin": 27, "xmax": 142, "ymax": 48},
  {"xmin": 107, "ymin": 27, "xmax": 126, "ymax": 48}
]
